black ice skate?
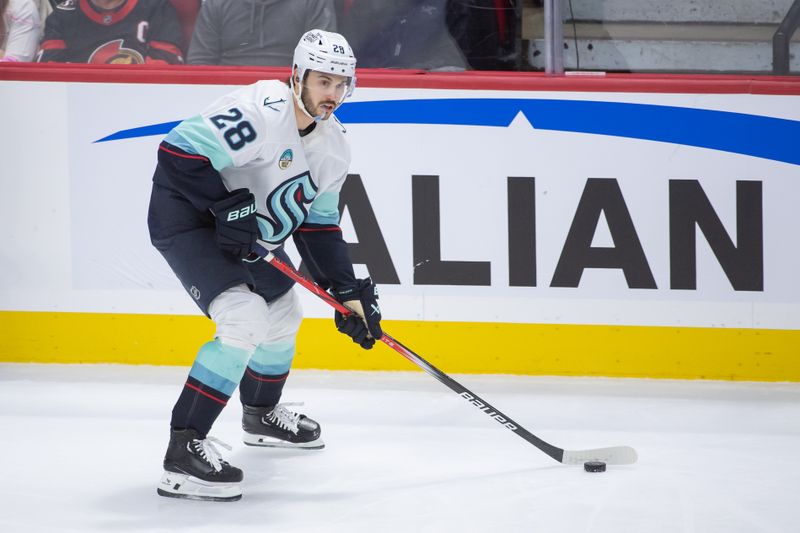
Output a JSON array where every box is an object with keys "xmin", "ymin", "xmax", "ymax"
[
  {"xmin": 242, "ymin": 403, "xmax": 324, "ymax": 449},
  {"xmin": 157, "ymin": 428, "xmax": 243, "ymax": 502}
]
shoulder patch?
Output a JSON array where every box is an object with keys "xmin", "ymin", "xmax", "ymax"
[
  {"xmin": 278, "ymin": 149, "xmax": 293, "ymax": 170},
  {"xmin": 57, "ymin": 0, "xmax": 77, "ymax": 10}
]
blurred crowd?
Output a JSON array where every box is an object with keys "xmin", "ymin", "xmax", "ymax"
[{"xmin": 1, "ymin": 0, "xmax": 518, "ymax": 70}]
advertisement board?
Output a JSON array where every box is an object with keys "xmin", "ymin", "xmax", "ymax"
[{"xmin": 1, "ymin": 68, "xmax": 798, "ymax": 378}]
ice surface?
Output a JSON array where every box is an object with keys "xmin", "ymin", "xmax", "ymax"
[{"xmin": 1, "ymin": 363, "xmax": 798, "ymax": 533}]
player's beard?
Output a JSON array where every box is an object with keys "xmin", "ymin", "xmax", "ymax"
[{"xmin": 302, "ymin": 91, "xmax": 337, "ymax": 120}]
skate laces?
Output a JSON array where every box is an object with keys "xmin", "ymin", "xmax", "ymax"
[
  {"xmin": 189, "ymin": 436, "xmax": 232, "ymax": 472},
  {"xmin": 267, "ymin": 402, "xmax": 304, "ymax": 434}
]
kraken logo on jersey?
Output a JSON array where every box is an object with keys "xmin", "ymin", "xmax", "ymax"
[
  {"xmin": 256, "ymin": 172, "xmax": 318, "ymax": 245},
  {"xmin": 88, "ymin": 39, "xmax": 145, "ymax": 64}
]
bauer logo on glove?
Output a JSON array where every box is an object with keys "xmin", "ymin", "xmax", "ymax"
[
  {"xmin": 211, "ymin": 189, "xmax": 260, "ymax": 259},
  {"xmin": 225, "ymin": 202, "xmax": 257, "ymax": 222}
]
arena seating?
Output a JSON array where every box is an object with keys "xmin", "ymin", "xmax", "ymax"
[
  {"xmin": 524, "ymin": 0, "xmax": 800, "ymax": 73},
  {"xmin": 168, "ymin": 0, "xmax": 201, "ymax": 56}
]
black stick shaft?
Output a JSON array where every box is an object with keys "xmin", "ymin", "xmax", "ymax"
[
  {"xmin": 256, "ymin": 245, "xmax": 567, "ymax": 463},
  {"xmin": 380, "ymin": 332, "xmax": 565, "ymax": 463}
]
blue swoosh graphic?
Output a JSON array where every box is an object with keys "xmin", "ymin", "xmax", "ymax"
[
  {"xmin": 95, "ymin": 99, "xmax": 800, "ymax": 166},
  {"xmin": 95, "ymin": 120, "xmax": 182, "ymax": 143}
]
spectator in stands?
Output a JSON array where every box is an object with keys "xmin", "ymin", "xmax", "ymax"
[
  {"xmin": 447, "ymin": 0, "xmax": 518, "ymax": 71},
  {"xmin": 335, "ymin": 0, "xmax": 467, "ymax": 70},
  {"xmin": 36, "ymin": 0, "xmax": 183, "ymax": 64},
  {"xmin": 1, "ymin": 0, "xmax": 42, "ymax": 62},
  {"xmin": 187, "ymin": 0, "xmax": 336, "ymax": 66},
  {"xmin": 168, "ymin": 0, "xmax": 200, "ymax": 57}
]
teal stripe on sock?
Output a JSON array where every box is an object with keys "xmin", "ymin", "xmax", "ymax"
[
  {"xmin": 188, "ymin": 362, "xmax": 238, "ymax": 396},
  {"xmin": 249, "ymin": 343, "xmax": 295, "ymax": 376},
  {"xmin": 189, "ymin": 340, "xmax": 250, "ymax": 393}
]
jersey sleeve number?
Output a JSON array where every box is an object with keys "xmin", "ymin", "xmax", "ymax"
[{"xmin": 210, "ymin": 108, "xmax": 257, "ymax": 151}]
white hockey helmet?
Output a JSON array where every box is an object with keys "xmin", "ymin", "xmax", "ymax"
[{"xmin": 291, "ymin": 29, "xmax": 357, "ymax": 119}]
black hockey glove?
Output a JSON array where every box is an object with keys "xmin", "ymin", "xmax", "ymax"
[
  {"xmin": 331, "ymin": 278, "xmax": 382, "ymax": 350},
  {"xmin": 211, "ymin": 189, "xmax": 260, "ymax": 259}
]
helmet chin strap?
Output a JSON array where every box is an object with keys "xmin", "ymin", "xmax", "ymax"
[
  {"xmin": 293, "ymin": 83, "xmax": 323, "ymax": 122},
  {"xmin": 291, "ymin": 72, "xmax": 326, "ymax": 122},
  {"xmin": 292, "ymin": 69, "xmax": 351, "ymax": 123}
]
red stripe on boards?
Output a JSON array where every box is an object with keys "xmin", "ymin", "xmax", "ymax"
[{"xmin": 3, "ymin": 64, "xmax": 799, "ymax": 95}]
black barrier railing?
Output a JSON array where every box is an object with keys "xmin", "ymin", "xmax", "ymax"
[{"xmin": 773, "ymin": 0, "xmax": 800, "ymax": 74}]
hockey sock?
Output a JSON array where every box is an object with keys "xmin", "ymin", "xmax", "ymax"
[
  {"xmin": 239, "ymin": 342, "xmax": 294, "ymax": 407},
  {"xmin": 171, "ymin": 339, "xmax": 251, "ymax": 436}
]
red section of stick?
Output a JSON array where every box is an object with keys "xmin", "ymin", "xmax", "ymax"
[
  {"xmin": 257, "ymin": 247, "xmax": 441, "ymax": 368},
  {"xmin": 259, "ymin": 247, "xmax": 351, "ymax": 314}
]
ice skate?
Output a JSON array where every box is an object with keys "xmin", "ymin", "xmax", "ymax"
[
  {"xmin": 242, "ymin": 403, "xmax": 324, "ymax": 449},
  {"xmin": 157, "ymin": 428, "xmax": 243, "ymax": 502}
]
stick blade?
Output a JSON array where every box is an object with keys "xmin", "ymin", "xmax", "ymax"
[{"xmin": 561, "ymin": 446, "xmax": 638, "ymax": 465}]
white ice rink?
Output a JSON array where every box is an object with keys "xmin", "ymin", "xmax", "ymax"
[{"xmin": 1, "ymin": 363, "xmax": 798, "ymax": 533}]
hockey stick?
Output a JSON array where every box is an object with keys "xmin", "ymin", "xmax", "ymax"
[{"xmin": 255, "ymin": 244, "xmax": 637, "ymax": 466}]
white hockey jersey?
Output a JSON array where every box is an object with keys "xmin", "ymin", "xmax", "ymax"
[{"xmin": 167, "ymin": 80, "xmax": 351, "ymax": 250}]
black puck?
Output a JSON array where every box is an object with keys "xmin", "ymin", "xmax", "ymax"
[{"xmin": 584, "ymin": 461, "xmax": 606, "ymax": 472}]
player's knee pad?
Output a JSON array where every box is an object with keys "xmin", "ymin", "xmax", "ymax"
[
  {"xmin": 262, "ymin": 289, "xmax": 303, "ymax": 345},
  {"xmin": 208, "ymin": 284, "xmax": 270, "ymax": 351}
]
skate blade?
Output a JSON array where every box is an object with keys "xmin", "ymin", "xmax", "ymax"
[
  {"xmin": 242, "ymin": 432, "xmax": 325, "ymax": 450},
  {"xmin": 157, "ymin": 471, "xmax": 242, "ymax": 502}
]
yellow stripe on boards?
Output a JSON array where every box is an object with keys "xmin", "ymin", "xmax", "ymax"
[
  {"xmin": 0, "ymin": 311, "xmax": 213, "ymax": 365},
  {"xmin": 0, "ymin": 311, "xmax": 798, "ymax": 381}
]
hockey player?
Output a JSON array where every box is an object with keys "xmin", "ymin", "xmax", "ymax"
[
  {"xmin": 36, "ymin": 0, "xmax": 183, "ymax": 64},
  {"xmin": 148, "ymin": 29, "xmax": 382, "ymax": 501}
]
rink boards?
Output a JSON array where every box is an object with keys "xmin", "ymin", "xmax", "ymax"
[{"xmin": 0, "ymin": 66, "xmax": 798, "ymax": 380}]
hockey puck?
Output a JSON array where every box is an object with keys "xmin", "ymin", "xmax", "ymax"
[{"xmin": 584, "ymin": 461, "xmax": 606, "ymax": 473}]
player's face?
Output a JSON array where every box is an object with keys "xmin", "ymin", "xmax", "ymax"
[{"xmin": 301, "ymin": 71, "xmax": 351, "ymax": 119}]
